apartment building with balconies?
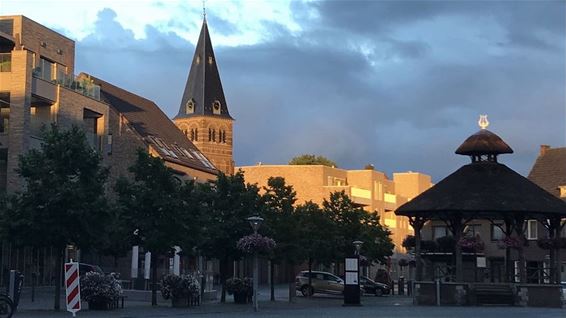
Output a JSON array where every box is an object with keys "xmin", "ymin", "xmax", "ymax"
[{"xmin": 0, "ymin": 15, "xmax": 218, "ymax": 194}]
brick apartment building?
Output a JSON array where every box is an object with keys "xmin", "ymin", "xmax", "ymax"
[{"xmin": 0, "ymin": 15, "xmax": 219, "ymax": 285}]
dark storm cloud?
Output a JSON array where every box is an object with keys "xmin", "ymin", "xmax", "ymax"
[{"xmin": 72, "ymin": 2, "xmax": 565, "ymax": 182}]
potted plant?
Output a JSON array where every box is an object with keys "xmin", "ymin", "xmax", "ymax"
[
  {"xmin": 160, "ymin": 273, "xmax": 200, "ymax": 307},
  {"xmin": 225, "ymin": 277, "xmax": 253, "ymax": 304},
  {"xmin": 80, "ymin": 272, "xmax": 122, "ymax": 310}
]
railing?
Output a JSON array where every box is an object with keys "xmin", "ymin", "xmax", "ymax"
[
  {"xmin": 32, "ymin": 67, "xmax": 100, "ymax": 100},
  {"xmin": 0, "ymin": 53, "xmax": 10, "ymax": 72}
]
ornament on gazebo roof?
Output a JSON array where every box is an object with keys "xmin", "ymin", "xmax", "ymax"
[{"xmin": 455, "ymin": 115, "xmax": 513, "ymax": 163}]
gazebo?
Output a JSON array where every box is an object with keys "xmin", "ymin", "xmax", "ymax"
[{"xmin": 396, "ymin": 116, "xmax": 566, "ymax": 286}]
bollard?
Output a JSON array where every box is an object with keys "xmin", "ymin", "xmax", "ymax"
[
  {"xmin": 398, "ymin": 276, "xmax": 405, "ymax": 295},
  {"xmin": 435, "ymin": 278, "xmax": 440, "ymax": 306}
]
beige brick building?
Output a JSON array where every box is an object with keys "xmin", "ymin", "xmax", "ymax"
[
  {"xmin": 0, "ymin": 15, "xmax": 218, "ymax": 195},
  {"xmin": 238, "ymin": 164, "xmax": 432, "ymax": 253}
]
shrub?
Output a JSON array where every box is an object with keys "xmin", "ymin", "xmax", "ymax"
[
  {"xmin": 225, "ymin": 277, "xmax": 253, "ymax": 295},
  {"xmin": 80, "ymin": 272, "xmax": 122, "ymax": 303},
  {"xmin": 160, "ymin": 273, "xmax": 200, "ymax": 300}
]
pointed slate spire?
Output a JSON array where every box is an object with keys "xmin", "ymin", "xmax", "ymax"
[{"xmin": 175, "ymin": 19, "xmax": 233, "ymax": 120}]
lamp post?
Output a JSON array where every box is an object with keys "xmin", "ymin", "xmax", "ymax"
[
  {"xmin": 353, "ymin": 240, "xmax": 363, "ymax": 256},
  {"xmin": 247, "ymin": 216, "xmax": 263, "ymax": 312}
]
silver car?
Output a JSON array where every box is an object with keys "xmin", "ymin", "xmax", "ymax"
[{"xmin": 295, "ymin": 271, "xmax": 344, "ymax": 296}]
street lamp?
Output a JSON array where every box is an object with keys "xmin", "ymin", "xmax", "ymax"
[
  {"xmin": 353, "ymin": 240, "xmax": 363, "ymax": 255},
  {"xmin": 247, "ymin": 215, "xmax": 263, "ymax": 312},
  {"xmin": 247, "ymin": 216, "xmax": 263, "ymax": 234}
]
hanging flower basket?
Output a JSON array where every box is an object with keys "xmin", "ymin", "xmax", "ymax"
[
  {"xmin": 496, "ymin": 236, "xmax": 525, "ymax": 249},
  {"xmin": 457, "ymin": 236, "xmax": 485, "ymax": 252},
  {"xmin": 237, "ymin": 234, "xmax": 276, "ymax": 255}
]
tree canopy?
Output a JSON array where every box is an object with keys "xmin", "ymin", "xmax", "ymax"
[
  {"xmin": 0, "ymin": 124, "xmax": 109, "ymax": 310},
  {"xmin": 289, "ymin": 154, "xmax": 337, "ymax": 167}
]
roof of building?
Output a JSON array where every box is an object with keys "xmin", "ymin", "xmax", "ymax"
[
  {"xmin": 455, "ymin": 129, "xmax": 513, "ymax": 156},
  {"xmin": 528, "ymin": 146, "xmax": 566, "ymax": 199},
  {"xmin": 397, "ymin": 127, "xmax": 566, "ymax": 218},
  {"xmin": 395, "ymin": 162, "xmax": 566, "ymax": 217},
  {"xmin": 86, "ymin": 74, "xmax": 218, "ymax": 175},
  {"xmin": 174, "ymin": 19, "xmax": 233, "ymax": 120}
]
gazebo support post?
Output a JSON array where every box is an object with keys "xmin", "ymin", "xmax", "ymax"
[
  {"xmin": 555, "ymin": 218, "xmax": 564, "ymax": 284},
  {"xmin": 409, "ymin": 216, "xmax": 426, "ymax": 281},
  {"xmin": 444, "ymin": 216, "xmax": 464, "ymax": 282},
  {"xmin": 514, "ymin": 216, "xmax": 526, "ymax": 283},
  {"xmin": 502, "ymin": 219, "xmax": 514, "ymax": 283}
]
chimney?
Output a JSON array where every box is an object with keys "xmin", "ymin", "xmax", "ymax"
[{"xmin": 540, "ymin": 145, "xmax": 551, "ymax": 156}]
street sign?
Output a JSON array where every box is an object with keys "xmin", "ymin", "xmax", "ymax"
[{"xmin": 64, "ymin": 261, "xmax": 81, "ymax": 317}]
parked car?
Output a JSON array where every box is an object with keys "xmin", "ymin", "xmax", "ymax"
[
  {"xmin": 295, "ymin": 271, "xmax": 344, "ymax": 296},
  {"xmin": 78, "ymin": 263, "xmax": 103, "ymax": 276},
  {"xmin": 360, "ymin": 275, "xmax": 390, "ymax": 296}
]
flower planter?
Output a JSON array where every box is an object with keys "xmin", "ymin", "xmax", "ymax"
[
  {"xmin": 172, "ymin": 296, "xmax": 188, "ymax": 308},
  {"xmin": 233, "ymin": 291, "xmax": 251, "ymax": 304},
  {"xmin": 88, "ymin": 299, "xmax": 111, "ymax": 310}
]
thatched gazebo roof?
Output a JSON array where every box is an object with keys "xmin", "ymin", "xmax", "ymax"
[
  {"xmin": 396, "ymin": 120, "xmax": 566, "ymax": 219},
  {"xmin": 395, "ymin": 162, "xmax": 566, "ymax": 218}
]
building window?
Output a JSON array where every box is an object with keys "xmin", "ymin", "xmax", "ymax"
[
  {"xmin": 212, "ymin": 129, "xmax": 216, "ymax": 142},
  {"xmin": 208, "ymin": 128, "xmax": 212, "ymax": 141},
  {"xmin": 491, "ymin": 224, "xmax": 504, "ymax": 241},
  {"xmin": 463, "ymin": 224, "xmax": 481, "ymax": 237},
  {"xmin": 0, "ymin": 92, "xmax": 9, "ymax": 133},
  {"xmin": 194, "ymin": 128, "xmax": 198, "ymax": 141},
  {"xmin": 222, "ymin": 130, "xmax": 226, "ymax": 143},
  {"xmin": 559, "ymin": 186, "xmax": 566, "ymax": 198},
  {"xmin": 190, "ymin": 129, "xmax": 195, "ymax": 141},
  {"xmin": 432, "ymin": 226, "xmax": 448, "ymax": 240},
  {"xmin": 526, "ymin": 220, "xmax": 538, "ymax": 240}
]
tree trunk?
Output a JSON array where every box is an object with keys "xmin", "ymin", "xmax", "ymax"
[
  {"xmin": 453, "ymin": 220, "xmax": 463, "ymax": 282},
  {"xmin": 151, "ymin": 253, "xmax": 158, "ymax": 306},
  {"xmin": 308, "ymin": 258, "xmax": 313, "ymax": 298},
  {"xmin": 53, "ymin": 248, "xmax": 63, "ymax": 311},
  {"xmin": 220, "ymin": 257, "xmax": 227, "ymax": 303},
  {"xmin": 287, "ymin": 261, "xmax": 295, "ymax": 303},
  {"xmin": 270, "ymin": 259, "xmax": 275, "ymax": 301},
  {"xmin": 504, "ymin": 221, "xmax": 513, "ymax": 283}
]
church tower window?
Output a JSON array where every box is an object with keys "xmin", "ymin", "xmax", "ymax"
[
  {"xmin": 185, "ymin": 99, "xmax": 195, "ymax": 114},
  {"xmin": 212, "ymin": 100, "xmax": 221, "ymax": 115}
]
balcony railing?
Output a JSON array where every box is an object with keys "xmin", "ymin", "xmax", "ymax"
[
  {"xmin": 32, "ymin": 67, "xmax": 100, "ymax": 101},
  {"xmin": 0, "ymin": 53, "xmax": 10, "ymax": 72}
]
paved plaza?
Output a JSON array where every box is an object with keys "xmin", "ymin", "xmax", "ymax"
[{"xmin": 12, "ymin": 285, "xmax": 566, "ymax": 318}]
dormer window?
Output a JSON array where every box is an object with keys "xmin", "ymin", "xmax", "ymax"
[
  {"xmin": 212, "ymin": 100, "xmax": 221, "ymax": 115},
  {"xmin": 559, "ymin": 186, "xmax": 566, "ymax": 198},
  {"xmin": 185, "ymin": 99, "xmax": 195, "ymax": 114},
  {"xmin": 208, "ymin": 56, "xmax": 213, "ymax": 64}
]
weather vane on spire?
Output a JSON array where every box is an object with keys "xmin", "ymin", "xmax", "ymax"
[
  {"xmin": 203, "ymin": 0, "xmax": 207, "ymax": 20},
  {"xmin": 478, "ymin": 114, "xmax": 489, "ymax": 130}
]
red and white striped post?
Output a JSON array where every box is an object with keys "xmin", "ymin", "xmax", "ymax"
[{"xmin": 65, "ymin": 261, "xmax": 81, "ymax": 316}]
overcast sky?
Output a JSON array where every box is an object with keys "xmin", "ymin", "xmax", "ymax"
[{"xmin": 2, "ymin": 0, "xmax": 565, "ymax": 182}]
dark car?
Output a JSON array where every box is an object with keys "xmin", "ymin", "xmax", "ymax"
[
  {"xmin": 78, "ymin": 263, "xmax": 103, "ymax": 276},
  {"xmin": 360, "ymin": 275, "xmax": 390, "ymax": 296}
]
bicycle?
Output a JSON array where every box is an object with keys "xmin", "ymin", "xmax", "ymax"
[{"xmin": 0, "ymin": 293, "xmax": 14, "ymax": 318}]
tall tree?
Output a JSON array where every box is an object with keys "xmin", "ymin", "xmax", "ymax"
[
  {"xmin": 323, "ymin": 191, "xmax": 394, "ymax": 264},
  {"xmin": 0, "ymin": 125, "xmax": 109, "ymax": 310},
  {"xmin": 115, "ymin": 150, "xmax": 199, "ymax": 306},
  {"xmin": 296, "ymin": 201, "xmax": 336, "ymax": 295},
  {"xmin": 288, "ymin": 154, "xmax": 337, "ymax": 167},
  {"xmin": 261, "ymin": 177, "xmax": 302, "ymax": 302},
  {"xmin": 198, "ymin": 171, "xmax": 261, "ymax": 302}
]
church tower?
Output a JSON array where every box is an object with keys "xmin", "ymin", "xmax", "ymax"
[{"xmin": 174, "ymin": 18, "xmax": 234, "ymax": 175}]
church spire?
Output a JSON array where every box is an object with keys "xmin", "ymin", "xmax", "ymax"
[{"xmin": 175, "ymin": 19, "xmax": 232, "ymax": 120}]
